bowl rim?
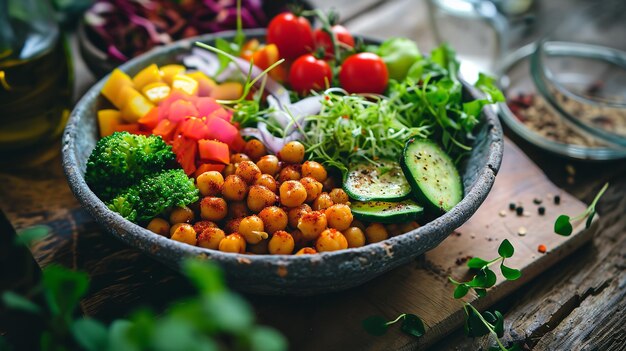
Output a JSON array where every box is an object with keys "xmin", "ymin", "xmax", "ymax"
[
  {"xmin": 62, "ymin": 29, "xmax": 503, "ymax": 279},
  {"xmin": 497, "ymin": 43, "xmax": 626, "ymax": 161}
]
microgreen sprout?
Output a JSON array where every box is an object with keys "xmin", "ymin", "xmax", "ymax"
[
  {"xmin": 194, "ymin": 41, "xmax": 285, "ymax": 106},
  {"xmin": 362, "ymin": 313, "xmax": 425, "ymax": 338},
  {"xmin": 449, "ymin": 239, "xmax": 521, "ymax": 299},
  {"xmin": 363, "ymin": 239, "xmax": 520, "ymax": 351},
  {"xmin": 554, "ymin": 182, "xmax": 608, "ymax": 236}
]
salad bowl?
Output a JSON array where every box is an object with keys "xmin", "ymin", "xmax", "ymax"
[{"xmin": 62, "ymin": 30, "xmax": 503, "ymax": 295}]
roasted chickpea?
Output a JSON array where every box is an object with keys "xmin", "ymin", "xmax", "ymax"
[
  {"xmin": 258, "ymin": 206, "xmax": 288, "ymax": 234},
  {"xmin": 197, "ymin": 227, "xmax": 225, "ymax": 249},
  {"xmin": 295, "ymin": 247, "xmax": 318, "ymax": 255},
  {"xmin": 200, "ymin": 196, "xmax": 228, "ymax": 221},
  {"xmin": 399, "ymin": 221, "xmax": 420, "ymax": 233},
  {"xmin": 290, "ymin": 229, "xmax": 307, "ymax": 249},
  {"xmin": 277, "ymin": 164, "xmax": 301, "ymax": 182},
  {"xmin": 223, "ymin": 163, "xmax": 237, "ymax": 177},
  {"xmin": 325, "ymin": 204, "xmax": 353, "ymax": 231},
  {"xmin": 268, "ymin": 230, "xmax": 295, "ymax": 254},
  {"xmin": 386, "ymin": 223, "xmax": 402, "ymax": 237},
  {"xmin": 219, "ymin": 233, "xmax": 246, "ymax": 253},
  {"xmin": 236, "ymin": 160, "xmax": 262, "ymax": 184},
  {"xmin": 365, "ymin": 223, "xmax": 388, "ymax": 243},
  {"xmin": 247, "ymin": 239, "xmax": 269, "ymax": 254},
  {"xmin": 300, "ymin": 177, "xmax": 323, "ymax": 202},
  {"xmin": 297, "ymin": 211, "xmax": 327, "ymax": 241},
  {"xmin": 170, "ymin": 223, "xmax": 197, "ymax": 246},
  {"xmin": 316, "ymin": 228, "xmax": 348, "ymax": 252},
  {"xmin": 169, "ymin": 223, "xmax": 184, "ymax": 236},
  {"xmin": 196, "ymin": 171, "xmax": 224, "ymax": 196},
  {"xmin": 329, "ymin": 188, "xmax": 350, "ymax": 204},
  {"xmin": 222, "ymin": 175, "xmax": 248, "ymax": 201},
  {"xmin": 230, "ymin": 153, "xmax": 250, "ymax": 163},
  {"xmin": 224, "ymin": 217, "xmax": 244, "ymax": 234},
  {"xmin": 147, "ymin": 218, "xmax": 170, "ymax": 237},
  {"xmin": 169, "ymin": 206, "xmax": 194, "ymax": 224},
  {"xmin": 279, "ymin": 180, "xmax": 307, "ymax": 207},
  {"xmin": 243, "ymin": 139, "xmax": 267, "ymax": 161},
  {"xmin": 256, "ymin": 155, "xmax": 280, "ymax": 176},
  {"xmin": 227, "ymin": 201, "xmax": 250, "ymax": 219},
  {"xmin": 301, "ymin": 161, "xmax": 327, "ymax": 182},
  {"xmin": 254, "ymin": 174, "xmax": 278, "ymax": 193},
  {"xmin": 312, "ymin": 192, "xmax": 334, "ymax": 211},
  {"xmin": 247, "ymin": 185, "xmax": 278, "ymax": 212},
  {"xmin": 238, "ymin": 215, "xmax": 268, "ymax": 244},
  {"xmin": 343, "ymin": 227, "xmax": 366, "ymax": 248},
  {"xmin": 350, "ymin": 219, "xmax": 366, "ymax": 231},
  {"xmin": 193, "ymin": 220, "xmax": 217, "ymax": 235},
  {"xmin": 287, "ymin": 204, "xmax": 312, "ymax": 228},
  {"xmin": 278, "ymin": 141, "xmax": 305, "ymax": 163}
]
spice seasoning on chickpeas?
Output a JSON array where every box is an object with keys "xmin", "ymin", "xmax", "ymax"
[{"xmin": 147, "ymin": 139, "xmax": 423, "ymax": 255}]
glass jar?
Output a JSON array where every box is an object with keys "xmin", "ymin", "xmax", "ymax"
[{"xmin": 0, "ymin": 0, "xmax": 73, "ymax": 167}]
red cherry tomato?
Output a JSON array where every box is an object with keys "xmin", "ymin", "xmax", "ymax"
[
  {"xmin": 339, "ymin": 53, "xmax": 388, "ymax": 94},
  {"xmin": 289, "ymin": 54, "xmax": 333, "ymax": 95},
  {"xmin": 314, "ymin": 25, "xmax": 355, "ymax": 59},
  {"xmin": 267, "ymin": 12, "xmax": 314, "ymax": 60}
]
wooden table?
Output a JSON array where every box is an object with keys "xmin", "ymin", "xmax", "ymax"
[{"xmin": 1, "ymin": 0, "xmax": 625, "ymax": 349}]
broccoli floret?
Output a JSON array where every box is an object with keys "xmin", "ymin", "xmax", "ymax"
[
  {"xmin": 107, "ymin": 169, "xmax": 199, "ymax": 223},
  {"xmin": 85, "ymin": 132, "xmax": 175, "ymax": 200}
]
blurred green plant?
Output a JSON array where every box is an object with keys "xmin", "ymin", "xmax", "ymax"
[{"xmin": 1, "ymin": 254, "xmax": 287, "ymax": 351}]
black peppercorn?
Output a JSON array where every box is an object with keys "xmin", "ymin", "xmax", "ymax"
[
  {"xmin": 538, "ymin": 206, "xmax": 545, "ymax": 215},
  {"xmin": 509, "ymin": 202, "xmax": 516, "ymax": 210},
  {"xmin": 554, "ymin": 195, "xmax": 561, "ymax": 205},
  {"xmin": 516, "ymin": 206, "xmax": 524, "ymax": 216}
]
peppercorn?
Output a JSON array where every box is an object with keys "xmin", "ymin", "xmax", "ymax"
[
  {"xmin": 533, "ymin": 198, "xmax": 542, "ymax": 205},
  {"xmin": 509, "ymin": 202, "xmax": 516, "ymax": 211},
  {"xmin": 538, "ymin": 244, "xmax": 547, "ymax": 253},
  {"xmin": 516, "ymin": 206, "xmax": 524, "ymax": 216},
  {"xmin": 554, "ymin": 195, "xmax": 561, "ymax": 205},
  {"xmin": 538, "ymin": 206, "xmax": 545, "ymax": 215}
]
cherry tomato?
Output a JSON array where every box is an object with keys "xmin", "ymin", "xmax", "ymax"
[
  {"xmin": 339, "ymin": 53, "xmax": 388, "ymax": 94},
  {"xmin": 289, "ymin": 54, "xmax": 333, "ymax": 95},
  {"xmin": 267, "ymin": 13, "xmax": 314, "ymax": 60},
  {"xmin": 314, "ymin": 25, "xmax": 355, "ymax": 59}
]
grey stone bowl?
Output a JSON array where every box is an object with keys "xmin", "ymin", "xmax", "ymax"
[{"xmin": 62, "ymin": 30, "xmax": 503, "ymax": 295}]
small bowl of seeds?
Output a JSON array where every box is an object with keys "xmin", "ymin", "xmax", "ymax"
[{"xmin": 497, "ymin": 43, "xmax": 626, "ymax": 161}]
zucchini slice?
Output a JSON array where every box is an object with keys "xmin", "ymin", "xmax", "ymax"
[
  {"xmin": 343, "ymin": 160, "xmax": 411, "ymax": 201},
  {"xmin": 350, "ymin": 199, "xmax": 424, "ymax": 224},
  {"xmin": 401, "ymin": 138, "xmax": 463, "ymax": 212}
]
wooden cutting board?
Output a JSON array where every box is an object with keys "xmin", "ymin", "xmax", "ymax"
[
  {"xmin": 0, "ymin": 138, "xmax": 596, "ymax": 350},
  {"xmin": 246, "ymin": 139, "xmax": 597, "ymax": 350}
]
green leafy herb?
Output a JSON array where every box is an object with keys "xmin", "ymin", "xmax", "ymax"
[
  {"xmin": 554, "ymin": 182, "xmax": 608, "ymax": 236},
  {"xmin": 1, "ymin": 259, "xmax": 287, "ymax": 351},
  {"xmin": 450, "ymin": 239, "xmax": 520, "ymax": 299},
  {"xmin": 363, "ymin": 313, "xmax": 426, "ymax": 339},
  {"xmin": 400, "ymin": 314, "xmax": 425, "ymax": 338}
]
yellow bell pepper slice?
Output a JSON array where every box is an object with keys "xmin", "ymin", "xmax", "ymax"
[
  {"xmin": 98, "ymin": 109, "xmax": 122, "ymax": 137},
  {"xmin": 171, "ymin": 74, "xmax": 199, "ymax": 96},
  {"xmin": 132, "ymin": 64, "xmax": 162, "ymax": 90},
  {"xmin": 185, "ymin": 71, "xmax": 217, "ymax": 96},
  {"xmin": 142, "ymin": 82, "xmax": 171, "ymax": 104},
  {"xmin": 120, "ymin": 86, "xmax": 154, "ymax": 123},
  {"xmin": 160, "ymin": 64, "xmax": 186, "ymax": 85},
  {"xmin": 101, "ymin": 69, "xmax": 133, "ymax": 108}
]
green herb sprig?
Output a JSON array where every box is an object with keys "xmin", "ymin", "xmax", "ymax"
[
  {"xmin": 449, "ymin": 239, "xmax": 521, "ymax": 299},
  {"xmin": 363, "ymin": 239, "xmax": 520, "ymax": 351},
  {"xmin": 554, "ymin": 182, "xmax": 608, "ymax": 236}
]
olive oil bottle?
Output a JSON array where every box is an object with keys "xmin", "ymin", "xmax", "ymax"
[{"xmin": 0, "ymin": 0, "xmax": 72, "ymax": 167}]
